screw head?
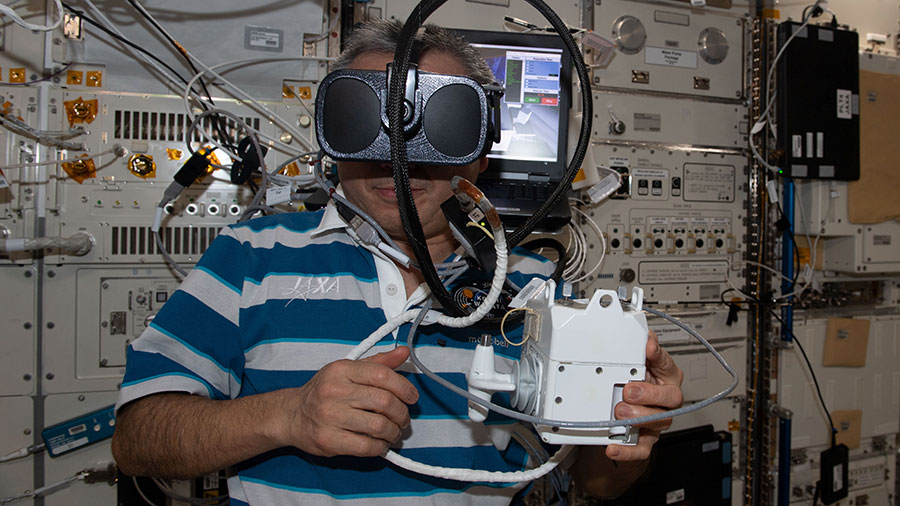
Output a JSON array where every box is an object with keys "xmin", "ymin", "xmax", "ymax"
[
  {"xmin": 23, "ymin": 373, "xmax": 31, "ymax": 381},
  {"xmin": 47, "ymin": 322, "xmax": 55, "ymax": 329},
  {"xmin": 24, "ymin": 429, "xmax": 31, "ymax": 435},
  {"xmin": 24, "ymin": 270, "xmax": 32, "ymax": 278},
  {"xmin": 45, "ymin": 373, "xmax": 54, "ymax": 380},
  {"xmin": 23, "ymin": 322, "xmax": 32, "ymax": 330},
  {"xmin": 78, "ymin": 394, "xmax": 85, "ymax": 401},
  {"xmin": 47, "ymin": 270, "xmax": 55, "ymax": 278}
]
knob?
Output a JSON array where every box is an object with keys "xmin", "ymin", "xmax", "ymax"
[
  {"xmin": 620, "ymin": 268, "xmax": 636, "ymax": 283},
  {"xmin": 699, "ymin": 27, "xmax": 729, "ymax": 64},
  {"xmin": 612, "ymin": 16, "xmax": 647, "ymax": 55}
]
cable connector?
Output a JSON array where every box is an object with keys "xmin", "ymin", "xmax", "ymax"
[
  {"xmin": 82, "ymin": 463, "xmax": 118, "ymax": 486},
  {"xmin": 173, "ymin": 148, "xmax": 214, "ymax": 188},
  {"xmin": 504, "ymin": 16, "xmax": 540, "ymax": 30},
  {"xmin": 335, "ymin": 199, "xmax": 411, "ymax": 267},
  {"xmin": 0, "ymin": 443, "xmax": 45, "ymax": 463}
]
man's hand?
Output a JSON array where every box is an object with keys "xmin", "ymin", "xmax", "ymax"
[
  {"xmin": 269, "ymin": 346, "xmax": 419, "ymax": 458},
  {"xmin": 608, "ymin": 330, "xmax": 684, "ymax": 461}
]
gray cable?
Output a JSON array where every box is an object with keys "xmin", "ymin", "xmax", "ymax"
[
  {"xmin": 407, "ymin": 303, "xmax": 739, "ymax": 429},
  {"xmin": 313, "ymin": 158, "xmax": 408, "ymax": 255},
  {"xmin": 154, "ymin": 229, "xmax": 188, "ymax": 278}
]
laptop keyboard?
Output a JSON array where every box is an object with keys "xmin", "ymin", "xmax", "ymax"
[{"xmin": 478, "ymin": 180, "xmax": 553, "ymax": 201}]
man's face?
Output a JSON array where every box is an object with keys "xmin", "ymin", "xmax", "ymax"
[{"xmin": 337, "ymin": 51, "xmax": 488, "ymax": 241}]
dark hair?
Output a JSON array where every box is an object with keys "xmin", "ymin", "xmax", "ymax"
[{"xmin": 333, "ymin": 19, "xmax": 496, "ymax": 85}]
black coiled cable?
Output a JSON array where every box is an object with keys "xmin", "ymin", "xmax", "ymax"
[{"xmin": 387, "ymin": 0, "xmax": 593, "ymax": 316}]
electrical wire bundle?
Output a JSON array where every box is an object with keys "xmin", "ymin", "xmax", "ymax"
[
  {"xmin": 0, "ymin": 111, "xmax": 85, "ymax": 151},
  {"xmin": 0, "ymin": 0, "xmax": 64, "ymax": 32}
]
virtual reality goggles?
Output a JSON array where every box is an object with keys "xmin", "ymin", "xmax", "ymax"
[{"xmin": 315, "ymin": 65, "xmax": 502, "ymax": 166}]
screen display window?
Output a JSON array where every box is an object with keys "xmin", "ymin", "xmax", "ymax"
[{"xmin": 472, "ymin": 43, "xmax": 563, "ymax": 163}]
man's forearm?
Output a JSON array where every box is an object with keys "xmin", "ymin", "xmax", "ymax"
[
  {"xmin": 570, "ymin": 446, "xmax": 650, "ymax": 499},
  {"xmin": 112, "ymin": 392, "xmax": 282, "ymax": 479}
]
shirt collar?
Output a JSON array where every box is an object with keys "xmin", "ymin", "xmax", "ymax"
[{"xmin": 310, "ymin": 186, "xmax": 350, "ymax": 238}]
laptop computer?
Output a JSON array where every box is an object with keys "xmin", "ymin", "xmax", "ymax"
[{"xmin": 456, "ymin": 29, "xmax": 573, "ymax": 232}]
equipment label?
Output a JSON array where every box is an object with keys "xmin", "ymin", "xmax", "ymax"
[
  {"xmin": 650, "ymin": 321, "xmax": 705, "ymax": 344},
  {"xmin": 836, "ymin": 89, "xmax": 852, "ymax": 119},
  {"xmin": 509, "ymin": 278, "xmax": 546, "ymax": 308},
  {"xmin": 633, "ymin": 167, "xmax": 668, "ymax": 179},
  {"xmin": 833, "ymin": 463, "xmax": 843, "ymax": 492},
  {"xmin": 666, "ymin": 489, "xmax": 686, "ymax": 504},
  {"xmin": 702, "ymin": 440, "xmax": 720, "ymax": 453},
  {"xmin": 639, "ymin": 261, "xmax": 728, "ymax": 284},
  {"xmin": 608, "ymin": 156, "xmax": 630, "ymax": 168},
  {"xmin": 245, "ymin": 26, "xmax": 284, "ymax": 53},
  {"xmin": 851, "ymin": 462, "xmax": 886, "ymax": 489},
  {"xmin": 792, "ymin": 135, "xmax": 803, "ymax": 157},
  {"xmin": 633, "ymin": 113, "xmax": 661, "ymax": 132},
  {"xmin": 0, "ymin": 168, "xmax": 8, "ymax": 189},
  {"xmin": 683, "ymin": 163, "xmax": 735, "ymax": 202},
  {"xmin": 645, "ymin": 47, "xmax": 698, "ymax": 68}
]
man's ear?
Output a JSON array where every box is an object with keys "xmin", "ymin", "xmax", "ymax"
[{"xmin": 478, "ymin": 156, "xmax": 489, "ymax": 174}]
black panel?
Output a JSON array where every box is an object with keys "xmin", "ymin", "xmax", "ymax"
[
  {"xmin": 776, "ymin": 22, "xmax": 859, "ymax": 180},
  {"xmin": 600, "ymin": 425, "xmax": 733, "ymax": 506}
]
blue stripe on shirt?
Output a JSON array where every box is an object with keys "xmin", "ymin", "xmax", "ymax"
[
  {"xmin": 121, "ymin": 348, "xmax": 222, "ymax": 399},
  {"xmin": 236, "ymin": 447, "xmax": 525, "ymax": 497},
  {"xmin": 242, "ymin": 242, "xmax": 377, "ymax": 285}
]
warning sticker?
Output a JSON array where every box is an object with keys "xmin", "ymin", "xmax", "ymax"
[
  {"xmin": 639, "ymin": 261, "xmax": 728, "ymax": 284},
  {"xmin": 683, "ymin": 163, "xmax": 735, "ymax": 202},
  {"xmin": 0, "ymin": 168, "xmax": 8, "ymax": 189}
]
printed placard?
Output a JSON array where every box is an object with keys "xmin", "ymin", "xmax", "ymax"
[
  {"xmin": 837, "ymin": 89, "xmax": 852, "ymax": 119},
  {"xmin": 645, "ymin": 47, "xmax": 698, "ymax": 69}
]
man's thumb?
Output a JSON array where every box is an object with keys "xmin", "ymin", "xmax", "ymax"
[{"xmin": 361, "ymin": 346, "xmax": 410, "ymax": 369}]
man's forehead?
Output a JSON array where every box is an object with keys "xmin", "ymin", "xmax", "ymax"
[{"xmin": 349, "ymin": 50, "xmax": 468, "ymax": 76}]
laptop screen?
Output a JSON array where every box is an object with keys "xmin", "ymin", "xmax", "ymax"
[
  {"xmin": 474, "ymin": 44, "xmax": 563, "ymax": 164},
  {"xmin": 456, "ymin": 29, "xmax": 572, "ymax": 181}
]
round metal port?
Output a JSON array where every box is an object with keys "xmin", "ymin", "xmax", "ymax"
[{"xmin": 185, "ymin": 203, "xmax": 199, "ymax": 215}]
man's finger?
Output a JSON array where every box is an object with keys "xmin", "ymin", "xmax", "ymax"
[
  {"xmin": 328, "ymin": 429, "xmax": 390, "ymax": 458},
  {"xmin": 606, "ymin": 429, "xmax": 659, "ymax": 462},
  {"xmin": 362, "ymin": 346, "xmax": 411, "ymax": 369},
  {"xmin": 349, "ymin": 360, "xmax": 419, "ymax": 405},
  {"xmin": 348, "ymin": 384, "xmax": 412, "ymax": 429},
  {"xmin": 614, "ymin": 402, "xmax": 673, "ymax": 431},
  {"xmin": 623, "ymin": 382, "xmax": 683, "ymax": 409},
  {"xmin": 645, "ymin": 332, "xmax": 683, "ymax": 386},
  {"xmin": 339, "ymin": 408, "xmax": 404, "ymax": 444}
]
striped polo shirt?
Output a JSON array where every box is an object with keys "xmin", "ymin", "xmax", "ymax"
[{"xmin": 117, "ymin": 201, "xmax": 556, "ymax": 505}]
